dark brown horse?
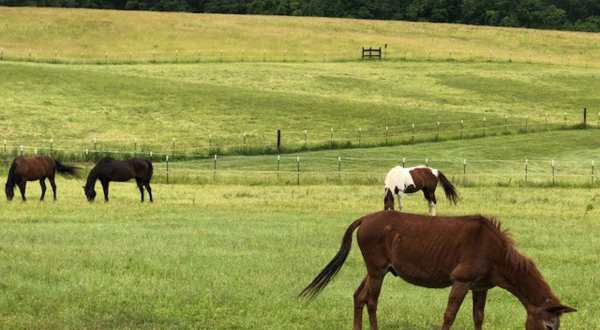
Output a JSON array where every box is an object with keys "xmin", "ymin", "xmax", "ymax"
[
  {"xmin": 5, "ymin": 156, "xmax": 78, "ymax": 201},
  {"xmin": 384, "ymin": 165, "xmax": 458, "ymax": 215},
  {"xmin": 300, "ymin": 211, "xmax": 576, "ymax": 330},
  {"xmin": 83, "ymin": 157, "xmax": 153, "ymax": 202}
]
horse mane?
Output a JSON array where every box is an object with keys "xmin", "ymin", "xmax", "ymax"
[{"xmin": 474, "ymin": 215, "xmax": 534, "ymax": 273}]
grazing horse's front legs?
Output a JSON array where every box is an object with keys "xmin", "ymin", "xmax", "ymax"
[
  {"xmin": 441, "ymin": 281, "xmax": 470, "ymax": 330},
  {"xmin": 17, "ymin": 181, "xmax": 27, "ymax": 201},
  {"xmin": 472, "ymin": 290, "xmax": 488, "ymax": 330},
  {"xmin": 100, "ymin": 179, "xmax": 110, "ymax": 202}
]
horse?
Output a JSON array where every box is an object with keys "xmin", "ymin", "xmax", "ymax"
[
  {"xmin": 384, "ymin": 165, "xmax": 458, "ymax": 216},
  {"xmin": 299, "ymin": 211, "xmax": 576, "ymax": 330},
  {"xmin": 5, "ymin": 155, "xmax": 78, "ymax": 201},
  {"xmin": 83, "ymin": 157, "xmax": 153, "ymax": 203}
]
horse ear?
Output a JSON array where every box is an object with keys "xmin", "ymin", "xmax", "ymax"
[{"xmin": 545, "ymin": 304, "xmax": 577, "ymax": 315}]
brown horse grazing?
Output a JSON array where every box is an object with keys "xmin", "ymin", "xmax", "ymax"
[
  {"xmin": 300, "ymin": 211, "xmax": 576, "ymax": 330},
  {"xmin": 384, "ymin": 166, "xmax": 458, "ymax": 216},
  {"xmin": 5, "ymin": 156, "xmax": 79, "ymax": 201},
  {"xmin": 83, "ymin": 157, "xmax": 153, "ymax": 202}
]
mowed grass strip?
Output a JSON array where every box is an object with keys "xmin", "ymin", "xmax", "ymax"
[
  {"xmin": 0, "ymin": 180, "xmax": 598, "ymax": 329},
  {"xmin": 1, "ymin": 7, "xmax": 600, "ymax": 66}
]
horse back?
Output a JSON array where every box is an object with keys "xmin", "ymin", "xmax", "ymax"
[
  {"xmin": 12, "ymin": 156, "xmax": 55, "ymax": 180},
  {"xmin": 357, "ymin": 212, "xmax": 501, "ymax": 288}
]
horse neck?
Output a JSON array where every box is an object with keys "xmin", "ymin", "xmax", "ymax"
[
  {"xmin": 498, "ymin": 255, "xmax": 558, "ymax": 310},
  {"xmin": 85, "ymin": 169, "xmax": 98, "ymax": 188}
]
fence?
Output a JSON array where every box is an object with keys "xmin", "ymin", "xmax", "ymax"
[
  {"xmin": 2, "ymin": 155, "xmax": 594, "ymax": 187},
  {"xmin": 152, "ymin": 156, "xmax": 600, "ymax": 187},
  {"xmin": 0, "ymin": 112, "xmax": 593, "ymax": 161}
]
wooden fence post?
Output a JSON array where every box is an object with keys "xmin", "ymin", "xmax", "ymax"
[
  {"xmin": 525, "ymin": 116, "xmax": 528, "ymax": 132},
  {"xmin": 19, "ymin": 145, "xmax": 24, "ymax": 156},
  {"xmin": 277, "ymin": 154, "xmax": 280, "ymax": 181},
  {"xmin": 504, "ymin": 115, "xmax": 509, "ymax": 133},
  {"xmin": 296, "ymin": 156, "xmax": 300, "ymax": 185},
  {"xmin": 385, "ymin": 126, "xmax": 389, "ymax": 144},
  {"xmin": 460, "ymin": 120, "xmax": 464, "ymax": 139},
  {"xmin": 583, "ymin": 107, "xmax": 587, "ymax": 128},
  {"xmin": 551, "ymin": 160, "xmax": 556, "ymax": 185},
  {"xmin": 411, "ymin": 123, "xmax": 415, "ymax": 143},
  {"xmin": 358, "ymin": 128, "xmax": 362, "ymax": 146},
  {"xmin": 166, "ymin": 155, "xmax": 170, "ymax": 184},
  {"xmin": 525, "ymin": 159, "xmax": 528, "ymax": 183},
  {"xmin": 337, "ymin": 156, "xmax": 342, "ymax": 182},
  {"xmin": 213, "ymin": 154, "xmax": 217, "ymax": 182},
  {"xmin": 3, "ymin": 139, "xmax": 6, "ymax": 154},
  {"xmin": 330, "ymin": 128, "xmax": 334, "ymax": 147},
  {"xmin": 402, "ymin": 157, "xmax": 406, "ymax": 167},
  {"xmin": 304, "ymin": 130, "xmax": 308, "ymax": 148},
  {"xmin": 276, "ymin": 129, "xmax": 281, "ymax": 153},
  {"xmin": 463, "ymin": 159, "xmax": 467, "ymax": 185}
]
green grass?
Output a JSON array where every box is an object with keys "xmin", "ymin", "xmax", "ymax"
[
  {"xmin": 1, "ymin": 7, "xmax": 600, "ymax": 66},
  {"xmin": 1, "ymin": 60, "xmax": 599, "ymax": 156},
  {"xmin": 122, "ymin": 130, "xmax": 600, "ymax": 186},
  {"xmin": 1, "ymin": 180, "xmax": 599, "ymax": 329}
]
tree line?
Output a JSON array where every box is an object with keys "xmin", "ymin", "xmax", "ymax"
[{"xmin": 2, "ymin": 0, "xmax": 600, "ymax": 32}]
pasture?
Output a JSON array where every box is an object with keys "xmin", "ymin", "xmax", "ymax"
[
  {"xmin": 2, "ymin": 6, "xmax": 600, "ymax": 330},
  {"xmin": 0, "ymin": 180, "xmax": 599, "ymax": 329}
]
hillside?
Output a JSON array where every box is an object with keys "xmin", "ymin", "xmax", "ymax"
[{"xmin": 0, "ymin": 7, "xmax": 599, "ymax": 66}]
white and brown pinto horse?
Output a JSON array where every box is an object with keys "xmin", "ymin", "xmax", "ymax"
[{"xmin": 384, "ymin": 165, "xmax": 458, "ymax": 215}]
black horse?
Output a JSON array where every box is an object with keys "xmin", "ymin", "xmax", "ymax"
[{"xmin": 83, "ymin": 157, "xmax": 153, "ymax": 202}]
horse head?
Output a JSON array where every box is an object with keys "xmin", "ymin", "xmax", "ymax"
[
  {"xmin": 83, "ymin": 185, "xmax": 96, "ymax": 202},
  {"xmin": 525, "ymin": 303, "xmax": 576, "ymax": 330}
]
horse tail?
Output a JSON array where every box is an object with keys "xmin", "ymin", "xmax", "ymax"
[
  {"xmin": 299, "ymin": 218, "xmax": 363, "ymax": 300},
  {"xmin": 438, "ymin": 171, "xmax": 459, "ymax": 204},
  {"xmin": 54, "ymin": 159, "xmax": 79, "ymax": 177},
  {"xmin": 6, "ymin": 159, "xmax": 17, "ymax": 185},
  {"xmin": 145, "ymin": 159, "xmax": 153, "ymax": 179}
]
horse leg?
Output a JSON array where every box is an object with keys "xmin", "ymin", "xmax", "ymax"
[
  {"xmin": 472, "ymin": 290, "xmax": 488, "ymax": 330},
  {"xmin": 397, "ymin": 193, "xmax": 403, "ymax": 212},
  {"xmin": 353, "ymin": 272, "xmax": 384, "ymax": 330},
  {"xmin": 365, "ymin": 273, "xmax": 384, "ymax": 330},
  {"xmin": 423, "ymin": 189, "xmax": 437, "ymax": 216},
  {"xmin": 17, "ymin": 181, "xmax": 27, "ymax": 201},
  {"xmin": 49, "ymin": 176, "xmax": 57, "ymax": 201},
  {"xmin": 135, "ymin": 178, "xmax": 144, "ymax": 203},
  {"xmin": 101, "ymin": 180, "xmax": 110, "ymax": 202},
  {"xmin": 39, "ymin": 178, "xmax": 46, "ymax": 201},
  {"xmin": 144, "ymin": 182, "xmax": 153, "ymax": 203},
  {"xmin": 353, "ymin": 277, "xmax": 367, "ymax": 330},
  {"xmin": 441, "ymin": 282, "xmax": 470, "ymax": 330}
]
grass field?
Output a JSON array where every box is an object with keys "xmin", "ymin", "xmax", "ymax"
[
  {"xmin": 1, "ymin": 180, "xmax": 599, "ymax": 329},
  {"xmin": 1, "ymin": 6, "xmax": 599, "ymax": 330},
  {"xmin": 1, "ymin": 7, "xmax": 600, "ymax": 66},
  {"xmin": 1, "ymin": 60, "xmax": 599, "ymax": 155}
]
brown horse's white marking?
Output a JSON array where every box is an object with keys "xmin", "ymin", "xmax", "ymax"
[{"xmin": 384, "ymin": 165, "xmax": 458, "ymax": 215}]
